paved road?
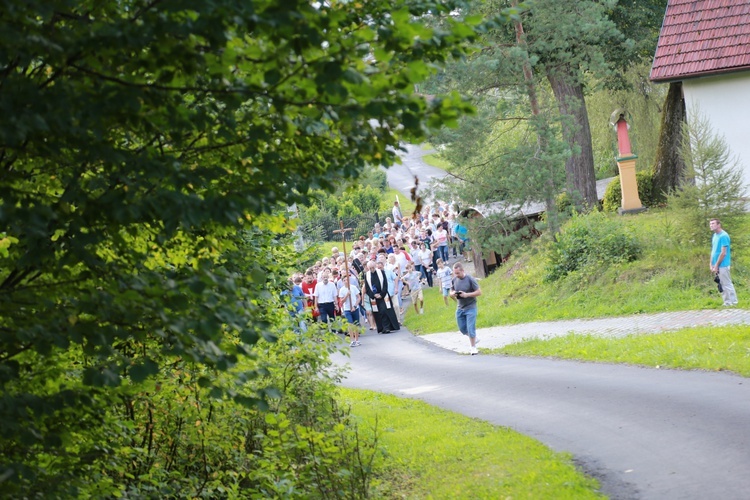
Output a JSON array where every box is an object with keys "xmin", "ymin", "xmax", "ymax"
[
  {"xmin": 333, "ymin": 319, "xmax": 750, "ymax": 499},
  {"xmin": 385, "ymin": 143, "xmax": 449, "ymax": 198}
]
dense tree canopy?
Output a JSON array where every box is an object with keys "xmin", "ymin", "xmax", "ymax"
[
  {"xmin": 0, "ymin": 0, "xmax": 503, "ymax": 493},
  {"xmin": 426, "ymin": 0, "xmax": 668, "ymax": 212}
]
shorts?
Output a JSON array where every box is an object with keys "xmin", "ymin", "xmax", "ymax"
[
  {"xmin": 456, "ymin": 306, "xmax": 477, "ymax": 338},
  {"xmin": 410, "ymin": 289, "xmax": 423, "ymax": 302},
  {"xmin": 344, "ymin": 309, "xmax": 360, "ymax": 325},
  {"xmin": 442, "ymin": 286, "xmax": 451, "ymax": 297}
]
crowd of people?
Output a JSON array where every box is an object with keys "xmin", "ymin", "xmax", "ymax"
[{"xmin": 285, "ymin": 200, "xmax": 472, "ymax": 347}]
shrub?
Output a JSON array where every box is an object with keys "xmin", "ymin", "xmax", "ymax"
[
  {"xmin": 602, "ymin": 170, "xmax": 664, "ymax": 212},
  {"xmin": 545, "ymin": 211, "xmax": 642, "ymax": 281},
  {"xmin": 667, "ymin": 109, "xmax": 747, "ymax": 244}
]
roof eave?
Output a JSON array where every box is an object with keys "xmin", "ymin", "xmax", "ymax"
[{"xmin": 650, "ymin": 65, "xmax": 750, "ymax": 84}]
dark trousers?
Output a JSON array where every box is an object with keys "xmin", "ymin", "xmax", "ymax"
[
  {"xmin": 416, "ymin": 264, "xmax": 433, "ymax": 287},
  {"xmin": 318, "ymin": 302, "xmax": 336, "ymax": 324}
]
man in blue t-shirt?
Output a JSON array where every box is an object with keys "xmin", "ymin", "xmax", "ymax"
[{"xmin": 710, "ymin": 218, "xmax": 738, "ymax": 306}]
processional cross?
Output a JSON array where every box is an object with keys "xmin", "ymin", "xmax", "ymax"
[{"xmin": 333, "ymin": 221, "xmax": 354, "ymax": 311}]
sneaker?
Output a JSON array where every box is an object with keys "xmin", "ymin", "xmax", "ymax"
[
  {"xmin": 470, "ymin": 347, "xmax": 479, "ymax": 355},
  {"xmin": 420, "ymin": 307, "xmax": 424, "ymax": 314},
  {"xmin": 355, "ymin": 341, "xmax": 361, "ymax": 346},
  {"xmin": 350, "ymin": 341, "xmax": 357, "ymax": 347}
]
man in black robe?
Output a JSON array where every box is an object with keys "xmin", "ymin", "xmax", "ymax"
[{"xmin": 363, "ymin": 261, "xmax": 400, "ymax": 334}]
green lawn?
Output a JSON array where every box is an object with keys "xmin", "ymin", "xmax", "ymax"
[
  {"xmin": 405, "ymin": 209, "xmax": 747, "ymax": 334},
  {"xmin": 333, "ymin": 209, "xmax": 750, "ymax": 497},
  {"xmin": 401, "ymin": 209, "xmax": 750, "ymax": 378},
  {"xmin": 340, "ymin": 388, "xmax": 603, "ymax": 499},
  {"xmin": 422, "ymin": 152, "xmax": 454, "ymax": 171},
  {"xmin": 495, "ymin": 325, "xmax": 750, "ymax": 376}
]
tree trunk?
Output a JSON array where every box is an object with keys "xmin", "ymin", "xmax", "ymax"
[
  {"xmin": 511, "ymin": 0, "xmax": 559, "ymax": 232},
  {"xmin": 547, "ymin": 65, "xmax": 599, "ymax": 209},
  {"xmin": 652, "ymin": 81, "xmax": 686, "ymax": 194}
]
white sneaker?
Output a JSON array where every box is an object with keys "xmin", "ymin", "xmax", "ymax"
[
  {"xmin": 350, "ymin": 341, "xmax": 357, "ymax": 347},
  {"xmin": 420, "ymin": 308, "xmax": 424, "ymax": 314},
  {"xmin": 470, "ymin": 346, "xmax": 479, "ymax": 355}
]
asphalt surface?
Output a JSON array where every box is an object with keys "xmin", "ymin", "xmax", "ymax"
[
  {"xmin": 333, "ymin": 325, "xmax": 750, "ymax": 499},
  {"xmin": 369, "ymin": 145, "xmax": 750, "ymax": 497},
  {"xmin": 386, "ymin": 143, "xmax": 449, "ymax": 198}
]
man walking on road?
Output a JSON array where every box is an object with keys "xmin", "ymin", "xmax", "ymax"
[
  {"xmin": 710, "ymin": 218, "xmax": 738, "ymax": 306},
  {"xmin": 450, "ymin": 262, "xmax": 482, "ymax": 355}
]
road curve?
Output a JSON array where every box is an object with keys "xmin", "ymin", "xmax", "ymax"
[
  {"xmin": 333, "ymin": 329, "xmax": 750, "ymax": 499},
  {"xmin": 385, "ymin": 143, "xmax": 450, "ymax": 198}
]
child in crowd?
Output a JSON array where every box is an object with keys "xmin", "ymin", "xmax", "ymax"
[
  {"xmin": 403, "ymin": 262, "xmax": 424, "ymax": 315},
  {"xmin": 436, "ymin": 258, "xmax": 453, "ymax": 306}
]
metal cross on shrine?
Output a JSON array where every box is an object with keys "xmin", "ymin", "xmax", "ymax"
[{"xmin": 333, "ymin": 220, "xmax": 354, "ymax": 311}]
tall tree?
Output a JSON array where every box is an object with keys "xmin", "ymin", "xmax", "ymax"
[
  {"xmin": 518, "ymin": 0, "xmax": 627, "ymax": 208},
  {"xmin": 0, "ymin": 0, "xmax": 489, "ymax": 492},
  {"xmin": 430, "ymin": 0, "xmax": 669, "ymax": 210},
  {"xmin": 652, "ymin": 81, "xmax": 687, "ymax": 194}
]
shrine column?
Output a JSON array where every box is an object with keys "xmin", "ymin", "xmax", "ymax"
[{"xmin": 613, "ymin": 112, "xmax": 645, "ymax": 214}]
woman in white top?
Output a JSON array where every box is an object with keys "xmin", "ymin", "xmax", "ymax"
[
  {"xmin": 386, "ymin": 254, "xmax": 404, "ymax": 315},
  {"xmin": 417, "ymin": 242, "xmax": 433, "ymax": 287},
  {"xmin": 434, "ymin": 225, "xmax": 449, "ymax": 263}
]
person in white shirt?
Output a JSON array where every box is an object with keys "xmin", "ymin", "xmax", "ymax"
[
  {"xmin": 403, "ymin": 262, "xmax": 424, "ymax": 314},
  {"xmin": 386, "ymin": 254, "xmax": 404, "ymax": 317},
  {"xmin": 338, "ymin": 281, "xmax": 362, "ymax": 346},
  {"xmin": 417, "ymin": 242, "xmax": 433, "ymax": 287},
  {"xmin": 392, "ymin": 200, "xmax": 403, "ymax": 227},
  {"xmin": 435, "ymin": 258, "xmax": 453, "ymax": 306},
  {"xmin": 314, "ymin": 272, "xmax": 338, "ymax": 325},
  {"xmin": 392, "ymin": 245, "xmax": 409, "ymax": 275}
]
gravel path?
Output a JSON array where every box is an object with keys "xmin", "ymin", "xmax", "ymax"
[{"xmin": 421, "ymin": 308, "xmax": 750, "ymax": 354}]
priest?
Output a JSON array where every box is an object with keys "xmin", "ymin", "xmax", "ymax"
[{"xmin": 363, "ymin": 261, "xmax": 400, "ymax": 334}]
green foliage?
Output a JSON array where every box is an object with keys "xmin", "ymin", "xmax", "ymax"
[
  {"xmin": 4, "ymin": 327, "xmax": 378, "ymax": 498},
  {"xmin": 0, "ymin": 0, "xmax": 489, "ymax": 491},
  {"xmin": 359, "ymin": 166, "xmax": 389, "ymax": 192},
  {"xmin": 545, "ymin": 212, "xmax": 642, "ymax": 281},
  {"xmin": 342, "ymin": 389, "xmax": 603, "ymax": 498},
  {"xmin": 602, "ymin": 169, "xmax": 665, "ymax": 212},
  {"xmin": 405, "ymin": 209, "xmax": 735, "ymax": 335},
  {"xmin": 667, "ymin": 110, "xmax": 748, "ymax": 244},
  {"xmin": 424, "ymin": 0, "xmax": 668, "ymax": 215},
  {"xmin": 586, "ymin": 63, "xmax": 668, "ymax": 179}
]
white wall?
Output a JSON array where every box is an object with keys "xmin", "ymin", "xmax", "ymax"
[{"xmin": 682, "ymin": 71, "xmax": 750, "ymax": 188}]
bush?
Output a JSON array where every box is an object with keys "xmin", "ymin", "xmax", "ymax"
[
  {"xmin": 602, "ymin": 170, "xmax": 664, "ymax": 212},
  {"xmin": 667, "ymin": 109, "xmax": 747, "ymax": 244},
  {"xmin": 545, "ymin": 211, "xmax": 642, "ymax": 281}
]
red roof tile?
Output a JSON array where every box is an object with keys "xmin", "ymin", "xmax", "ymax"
[{"xmin": 650, "ymin": 0, "xmax": 750, "ymax": 82}]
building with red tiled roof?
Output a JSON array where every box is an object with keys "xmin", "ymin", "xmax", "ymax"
[{"xmin": 650, "ymin": 0, "xmax": 750, "ymax": 185}]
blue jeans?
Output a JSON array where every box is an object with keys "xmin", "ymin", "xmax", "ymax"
[
  {"xmin": 456, "ymin": 307, "xmax": 477, "ymax": 338},
  {"xmin": 344, "ymin": 309, "xmax": 360, "ymax": 325},
  {"xmin": 438, "ymin": 245, "xmax": 449, "ymax": 263}
]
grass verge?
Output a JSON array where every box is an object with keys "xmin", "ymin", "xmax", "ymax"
[
  {"xmin": 339, "ymin": 388, "xmax": 603, "ymax": 499},
  {"xmin": 421, "ymin": 152, "xmax": 454, "ymax": 172},
  {"xmin": 494, "ymin": 325, "xmax": 750, "ymax": 377},
  {"xmin": 405, "ymin": 209, "xmax": 748, "ymax": 335}
]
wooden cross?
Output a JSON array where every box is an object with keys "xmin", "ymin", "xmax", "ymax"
[{"xmin": 333, "ymin": 220, "xmax": 354, "ymax": 311}]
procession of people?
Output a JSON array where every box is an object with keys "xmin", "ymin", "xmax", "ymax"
[{"xmin": 285, "ymin": 200, "xmax": 472, "ymax": 347}]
